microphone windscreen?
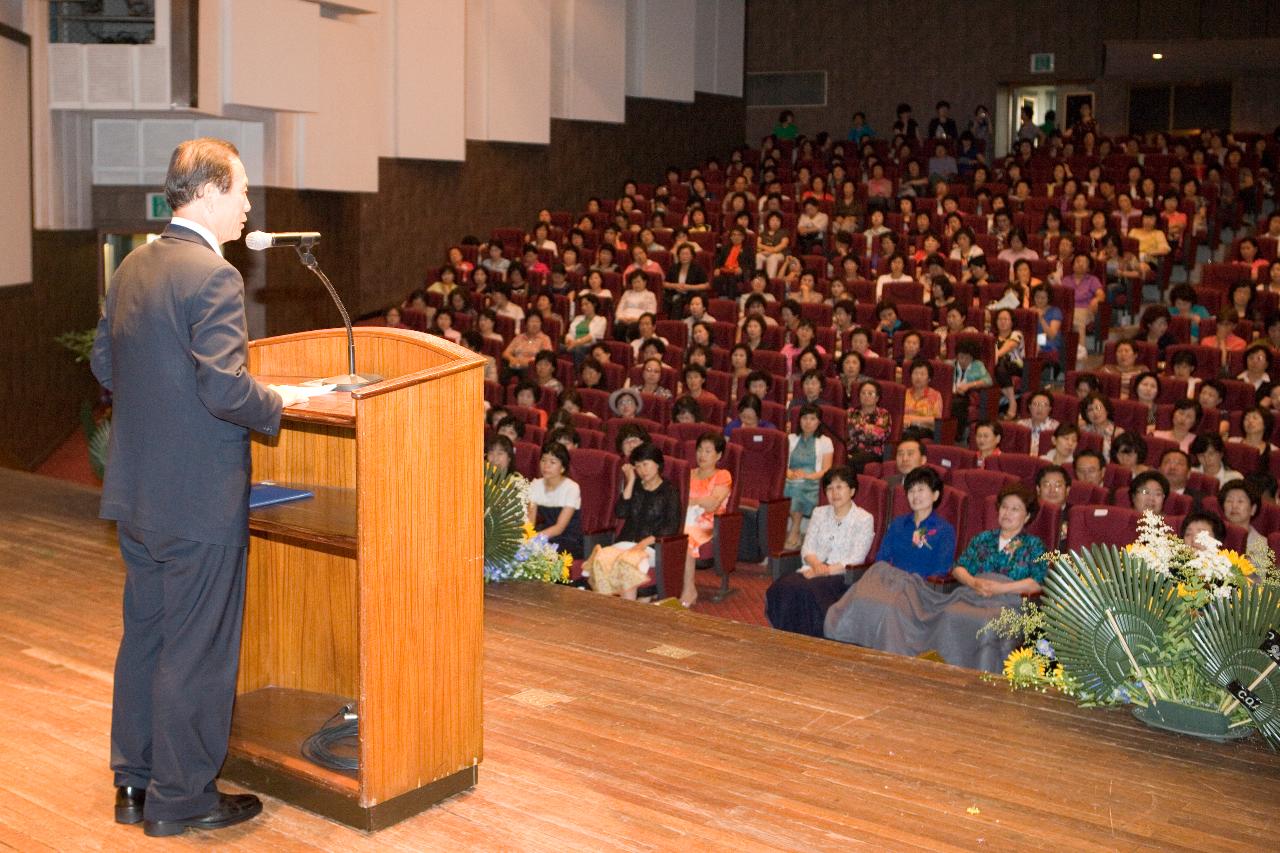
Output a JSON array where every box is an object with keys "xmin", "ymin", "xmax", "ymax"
[{"xmin": 245, "ymin": 231, "xmax": 272, "ymax": 251}]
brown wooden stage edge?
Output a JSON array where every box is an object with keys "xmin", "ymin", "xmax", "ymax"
[{"xmin": 4, "ymin": 469, "xmax": 1280, "ymax": 851}]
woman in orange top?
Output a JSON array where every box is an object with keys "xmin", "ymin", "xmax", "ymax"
[
  {"xmin": 682, "ymin": 432, "xmax": 733, "ymax": 608},
  {"xmin": 902, "ymin": 359, "xmax": 943, "ymax": 433}
]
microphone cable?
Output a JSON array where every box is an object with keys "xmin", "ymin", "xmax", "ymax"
[{"xmin": 301, "ymin": 703, "xmax": 360, "ymax": 772}]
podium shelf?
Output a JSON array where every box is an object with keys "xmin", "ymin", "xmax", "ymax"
[
  {"xmin": 248, "ymin": 485, "xmax": 356, "ymax": 553},
  {"xmin": 227, "ymin": 687, "xmax": 358, "ymax": 794}
]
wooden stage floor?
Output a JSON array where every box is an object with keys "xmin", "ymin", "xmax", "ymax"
[{"xmin": 1, "ymin": 469, "xmax": 1277, "ymax": 851}]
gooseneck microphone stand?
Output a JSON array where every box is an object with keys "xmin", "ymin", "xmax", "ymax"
[{"xmin": 293, "ymin": 240, "xmax": 382, "ymax": 391}]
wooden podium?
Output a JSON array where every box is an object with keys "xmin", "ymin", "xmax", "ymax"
[{"xmin": 224, "ymin": 327, "xmax": 485, "ymax": 830}]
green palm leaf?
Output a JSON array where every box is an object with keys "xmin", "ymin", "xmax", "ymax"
[
  {"xmin": 87, "ymin": 418, "xmax": 110, "ymax": 482},
  {"xmin": 1042, "ymin": 544, "xmax": 1181, "ymax": 702},
  {"xmin": 1192, "ymin": 583, "xmax": 1280, "ymax": 749},
  {"xmin": 483, "ymin": 464, "xmax": 526, "ymax": 578}
]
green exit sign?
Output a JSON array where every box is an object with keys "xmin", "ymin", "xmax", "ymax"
[
  {"xmin": 146, "ymin": 192, "xmax": 172, "ymax": 221},
  {"xmin": 1030, "ymin": 53, "xmax": 1055, "ymax": 74}
]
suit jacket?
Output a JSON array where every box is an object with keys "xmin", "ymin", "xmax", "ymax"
[
  {"xmin": 91, "ymin": 224, "xmax": 282, "ymax": 546},
  {"xmin": 666, "ymin": 262, "xmax": 708, "ymax": 286}
]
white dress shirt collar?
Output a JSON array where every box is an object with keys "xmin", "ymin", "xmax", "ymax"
[{"xmin": 169, "ymin": 217, "xmax": 223, "ymax": 256}]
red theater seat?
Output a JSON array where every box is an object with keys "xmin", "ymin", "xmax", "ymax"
[{"xmin": 730, "ymin": 427, "xmax": 792, "ymax": 563}]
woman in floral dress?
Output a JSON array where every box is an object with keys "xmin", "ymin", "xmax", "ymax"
[{"xmin": 846, "ymin": 379, "xmax": 893, "ymax": 466}]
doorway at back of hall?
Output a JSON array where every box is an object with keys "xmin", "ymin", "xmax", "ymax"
[{"xmin": 994, "ymin": 85, "xmax": 1095, "ymax": 154}]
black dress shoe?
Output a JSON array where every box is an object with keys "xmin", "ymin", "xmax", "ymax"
[
  {"xmin": 114, "ymin": 786, "xmax": 146, "ymax": 824},
  {"xmin": 143, "ymin": 793, "xmax": 263, "ymax": 837}
]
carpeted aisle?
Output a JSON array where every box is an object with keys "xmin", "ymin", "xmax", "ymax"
[
  {"xmin": 33, "ymin": 428, "xmax": 98, "ymax": 487},
  {"xmin": 686, "ymin": 561, "xmax": 770, "ymax": 626}
]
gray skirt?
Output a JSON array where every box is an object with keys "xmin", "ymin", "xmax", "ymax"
[{"xmin": 823, "ymin": 561, "xmax": 1023, "ymax": 674}]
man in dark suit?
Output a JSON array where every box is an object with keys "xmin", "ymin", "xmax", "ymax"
[{"xmin": 90, "ymin": 138, "xmax": 302, "ymax": 837}]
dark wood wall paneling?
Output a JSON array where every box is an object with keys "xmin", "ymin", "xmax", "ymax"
[
  {"xmin": 0, "ymin": 231, "xmax": 100, "ymax": 469},
  {"xmin": 73, "ymin": 92, "xmax": 742, "ymax": 388},
  {"xmin": 259, "ymin": 92, "xmax": 745, "ymax": 336},
  {"xmin": 742, "ymin": 0, "xmax": 1280, "ymax": 143},
  {"xmin": 261, "ymin": 187, "xmax": 363, "ymax": 338}
]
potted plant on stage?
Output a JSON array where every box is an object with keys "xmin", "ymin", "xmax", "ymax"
[
  {"xmin": 985, "ymin": 511, "xmax": 1280, "ymax": 746},
  {"xmin": 55, "ymin": 327, "xmax": 110, "ymax": 481}
]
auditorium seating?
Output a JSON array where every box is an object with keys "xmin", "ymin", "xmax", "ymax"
[{"xmin": 444, "ymin": 116, "xmax": 1280, "ymax": 620}]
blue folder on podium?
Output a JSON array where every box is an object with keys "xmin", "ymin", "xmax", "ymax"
[{"xmin": 249, "ymin": 483, "xmax": 315, "ymax": 509}]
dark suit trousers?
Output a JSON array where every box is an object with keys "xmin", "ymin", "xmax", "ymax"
[{"xmin": 110, "ymin": 523, "xmax": 246, "ymax": 821}]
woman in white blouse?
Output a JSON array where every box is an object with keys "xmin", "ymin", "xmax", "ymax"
[
  {"xmin": 765, "ymin": 466, "xmax": 876, "ymax": 637},
  {"xmin": 874, "ymin": 252, "xmax": 915, "ymax": 300}
]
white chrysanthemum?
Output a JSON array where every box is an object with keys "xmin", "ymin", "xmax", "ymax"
[
  {"xmin": 1132, "ymin": 511, "xmax": 1180, "ymax": 575},
  {"xmin": 1129, "ymin": 543, "xmax": 1170, "ymax": 576},
  {"xmin": 1190, "ymin": 552, "xmax": 1233, "ymax": 583},
  {"xmin": 1193, "ymin": 528, "xmax": 1223, "ymax": 554}
]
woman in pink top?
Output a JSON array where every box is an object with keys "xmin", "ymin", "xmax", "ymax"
[
  {"xmin": 501, "ymin": 312, "xmax": 552, "ymax": 372},
  {"xmin": 682, "ymin": 432, "xmax": 734, "ymax": 608}
]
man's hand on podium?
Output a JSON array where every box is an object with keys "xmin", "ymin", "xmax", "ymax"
[{"xmin": 271, "ymin": 385, "xmax": 313, "ymax": 409}]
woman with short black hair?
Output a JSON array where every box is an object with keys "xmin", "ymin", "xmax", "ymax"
[
  {"xmin": 527, "ymin": 442, "xmax": 582, "ymax": 557},
  {"xmin": 765, "ymin": 466, "xmax": 875, "ymax": 636},
  {"xmin": 587, "ymin": 444, "xmax": 683, "ymax": 599}
]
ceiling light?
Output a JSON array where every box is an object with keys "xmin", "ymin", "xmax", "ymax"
[{"xmin": 1152, "ymin": 52, "xmax": 1164, "ymax": 60}]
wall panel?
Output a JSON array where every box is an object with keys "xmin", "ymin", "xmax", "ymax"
[
  {"xmin": 386, "ymin": 0, "xmax": 465, "ymax": 160},
  {"xmin": 551, "ymin": 0, "xmax": 626, "ymax": 123},
  {"xmin": 625, "ymin": 0, "xmax": 695, "ymax": 102},
  {"xmin": 0, "ymin": 230, "xmax": 99, "ymax": 470},
  {"xmin": 294, "ymin": 16, "xmax": 380, "ymax": 192},
  {"xmin": 221, "ymin": 0, "xmax": 319, "ymax": 113},
  {"xmin": 465, "ymin": 0, "xmax": 552, "ymax": 144},
  {"xmin": 695, "ymin": 0, "xmax": 743, "ymax": 97}
]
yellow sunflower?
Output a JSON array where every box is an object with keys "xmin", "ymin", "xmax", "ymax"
[
  {"xmin": 1222, "ymin": 549, "xmax": 1256, "ymax": 576},
  {"xmin": 522, "ymin": 521, "xmax": 537, "ymax": 541},
  {"xmin": 1003, "ymin": 648, "xmax": 1046, "ymax": 681}
]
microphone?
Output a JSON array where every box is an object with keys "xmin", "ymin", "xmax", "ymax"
[
  {"xmin": 263, "ymin": 230, "xmax": 382, "ymax": 392},
  {"xmin": 245, "ymin": 230, "xmax": 321, "ymax": 251}
]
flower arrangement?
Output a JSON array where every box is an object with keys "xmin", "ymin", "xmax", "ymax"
[
  {"xmin": 498, "ymin": 522, "xmax": 573, "ymax": 584},
  {"xmin": 984, "ymin": 511, "xmax": 1280, "ymax": 740},
  {"xmin": 482, "ymin": 464, "xmax": 571, "ymax": 584}
]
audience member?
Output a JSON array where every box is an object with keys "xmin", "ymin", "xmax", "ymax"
[
  {"xmin": 527, "ymin": 442, "xmax": 583, "ymax": 557},
  {"xmin": 681, "ymin": 433, "xmax": 734, "ymax": 608},
  {"xmin": 587, "ymin": 444, "xmax": 683, "ymax": 599},
  {"xmin": 784, "ymin": 404, "xmax": 836, "ymax": 549},
  {"xmin": 765, "ymin": 466, "xmax": 876, "ymax": 637}
]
